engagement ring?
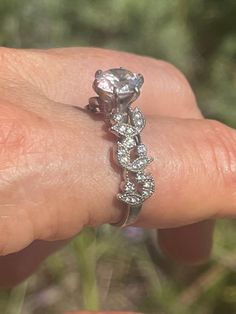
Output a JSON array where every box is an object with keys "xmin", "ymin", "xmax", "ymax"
[{"xmin": 87, "ymin": 68, "xmax": 155, "ymax": 227}]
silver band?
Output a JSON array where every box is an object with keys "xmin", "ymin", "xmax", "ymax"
[{"xmin": 87, "ymin": 68, "xmax": 155, "ymax": 227}]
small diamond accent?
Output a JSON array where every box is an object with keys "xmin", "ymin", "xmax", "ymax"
[
  {"xmin": 142, "ymin": 190, "xmax": 150, "ymax": 198},
  {"xmin": 123, "ymin": 137, "xmax": 136, "ymax": 149},
  {"xmin": 130, "ymin": 108, "xmax": 145, "ymax": 132},
  {"xmin": 119, "ymin": 125, "xmax": 126, "ymax": 132},
  {"xmin": 117, "ymin": 143, "xmax": 127, "ymax": 155},
  {"xmin": 123, "ymin": 180, "xmax": 136, "ymax": 193},
  {"xmin": 111, "ymin": 123, "xmax": 138, "ymax": 137},
  {"xmin": 137, "ymin": 144, "xmax": 147, "ymax": 156},
  {"xmin": 118, "ymin": 193, "xmax": 142, "ymax": 206},
  {"xmin": 128, "ymin": 156, "xmax": 153, "ymax": 172},
  {"xmin": 136, "ymin": 171, "xmax": 147, "ymax": 182},
  {"xmin": 112, "ymin": 113, "xmax": 123, "ymax": 122},
  {"xmin": 126, "ymin": 127, "xmax": 133, "ymax": 135},
  {"xmin": 116, "ymin": 142, "xmax": 130, "ymax": 168},
  {"xmin": 120, "ymin": 156, "xmax": 129, "ymax": 163},
  {"xmin": 143, "ymin": 181, "xmax": 154, "ymax": 188},
  {"xmin": 141, "ymin": 174, "xmax": 155, "ymax": 200}
]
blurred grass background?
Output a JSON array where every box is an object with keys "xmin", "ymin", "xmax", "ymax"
[{"xmin": 0, "ymin": 0, "xmax": 235, "ymax": 313}]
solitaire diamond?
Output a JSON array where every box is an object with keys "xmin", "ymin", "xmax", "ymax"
[{"xmin": 94, "ymin": 68, "xmax": 144, "ymax": 100}]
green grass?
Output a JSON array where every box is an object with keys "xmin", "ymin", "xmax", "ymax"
[{"xmin": 2, "ymin": 222, "xmax": 236, "ymax": 313}]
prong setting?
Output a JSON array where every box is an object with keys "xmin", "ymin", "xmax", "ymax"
[{"xmin": 95, "ymin": 69, "xmax": 103, "ymax": 78}]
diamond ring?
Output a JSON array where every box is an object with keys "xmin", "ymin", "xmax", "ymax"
[{"xmin": 87, "ymin": 68, "xmax": 155, "ymax": 227}]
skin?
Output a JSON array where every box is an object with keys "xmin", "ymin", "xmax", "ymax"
[{"xmin": 0, "ymin": 47, "xmax": 236, "ymax": 313}]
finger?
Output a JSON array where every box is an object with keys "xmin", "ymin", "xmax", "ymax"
[
  {"xmin": 0, "ymin": 47, "xmax": 201, "ymax": 118},
  {"xmin": 135, "ymin": 117, "xmax": 236, "ymax": 227},
  {"xmin": 0, "ymin": 106, "xmax": 235, "ymax": 256}
]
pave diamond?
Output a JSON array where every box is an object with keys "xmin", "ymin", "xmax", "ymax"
[
  {"xmin": 141, "ymin": 174, "xmax": 155, "ymax": 200},
  {"xmin": 130, "ymin": 107, "xmax": 145, "ymax": 132},
  {"xmin": 137, "ymin": 144, "xmax": 147, "ymax": 156},
  {"xmin": 123, "ymin": 180, "xmax": 136, "ymax": 193},
  {"xmin": 128, "ymin": 156, "xmax": 153, "ymax": 172},
  {"xmin": 94, "ymin": 68, "xmax": 144, "ymax": 97},
  {"xmin": 111, "ymin": 123, "xmax": 138, "ymax": 137},
  {"xmin": 136, "ymin": 172, "xmax": 148, "ymax": 182},
  {"xmin": 117, "ymin": 193, "xmax": 142, "ymax": 206},
  {"xmin": 123, "ymin": 137, "xmax": 136, "ymax": 149},
  {"xmin": 116, "ymin": 142, "xmax": 130, "ymax": 168},
  {"xmin": 112, "ymin": 113, "xmax": 124, "ymax": 123},
  {"xmin": 143, "ymin": 181, "xmax": 154, "ymax": 188}
]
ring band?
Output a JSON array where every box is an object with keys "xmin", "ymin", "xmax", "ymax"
[{"xmin": 87, "ymin": 68, "xmax": 155, "ymax": 227}]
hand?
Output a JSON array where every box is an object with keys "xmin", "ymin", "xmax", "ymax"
[{"xmin": 0, "ymin": 47, "xmax": 235, "ymax": 294}]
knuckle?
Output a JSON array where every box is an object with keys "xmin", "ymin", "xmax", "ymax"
[
  {"xmin": 151, "ymin": 59, "xmax": 198, "ymax": 110},
  {"xmin": 152, "ymin": 58, "xmax": 192, "ymax": 91},
  {"xmin": 204, "ymin": 119, "xmax": 236, "ymax": 187},
  {"xmin": 145, "ymin": 56, "xmax": 194, "ymax": 90}
]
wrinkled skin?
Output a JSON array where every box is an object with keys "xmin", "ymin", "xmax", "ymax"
[{"xmin": 0, "ymin": 47, "xmax": 236, "ymax": 313}]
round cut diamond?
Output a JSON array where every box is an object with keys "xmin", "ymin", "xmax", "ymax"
[{"xmin": 94, "ymin": 68, "xmax": 144, "ymax": 97}]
